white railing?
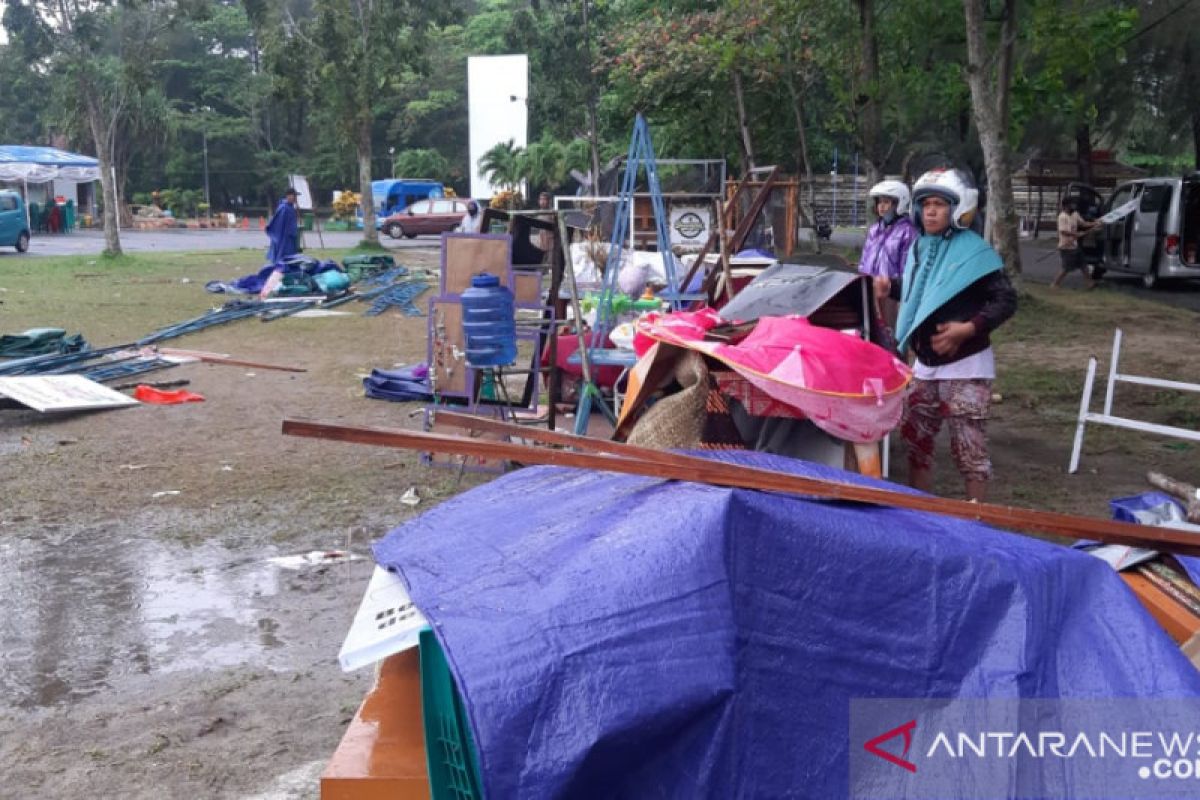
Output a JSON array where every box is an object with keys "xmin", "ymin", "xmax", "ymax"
[{"xmin": 1069, "ymin": 328, "xmax": 1200, "ymax": 473}]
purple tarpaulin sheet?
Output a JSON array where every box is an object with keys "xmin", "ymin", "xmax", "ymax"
[{"xmin": 373, "ymin": 452, "xmax": 1200, "ymax": 798}]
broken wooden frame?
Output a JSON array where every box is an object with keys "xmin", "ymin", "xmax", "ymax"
[{"xmin": 281, "ymin": 417, "xmax": 1200, "ymax": 557}]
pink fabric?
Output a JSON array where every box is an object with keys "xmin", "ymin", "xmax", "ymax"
[{"xmin": 635, "ymin": 309, "xmax": 912, "ymax": 443}]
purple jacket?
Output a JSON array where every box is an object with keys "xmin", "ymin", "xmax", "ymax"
[{"xmin": 858, "ymin": 215, "xmax": 917, "ymax": 279}]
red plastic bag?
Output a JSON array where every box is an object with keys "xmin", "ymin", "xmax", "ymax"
[{"xmin": 133, "ymin": 385, "xmax": 206, "ymax": 404}]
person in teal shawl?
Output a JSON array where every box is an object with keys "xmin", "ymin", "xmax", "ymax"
[
  {"xmin": 265, "ymin": 188, "xmax": 300, "ymax": 264},
  {"xmin": 874, "ymin": 168, "xmax": 1017, "ymax": 502}
]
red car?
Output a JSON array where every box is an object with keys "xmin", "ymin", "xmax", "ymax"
[{"xmin": 382, "ymin": 198, "xmax": 471, "ymax": 239}]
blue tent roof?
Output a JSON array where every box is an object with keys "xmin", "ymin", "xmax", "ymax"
[{"xmin": 0, "ymin": 145, "xmax": 98, "ymax": 168}]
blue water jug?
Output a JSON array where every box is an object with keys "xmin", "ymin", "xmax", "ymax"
[{"xmin": 461, "ymin": 272, "xmax": 517, "ymax": 367}]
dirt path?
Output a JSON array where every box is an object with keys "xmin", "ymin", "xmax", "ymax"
[{"xmin": 1, "ymin": 249, "xmax": 1198, "ymax": 798}]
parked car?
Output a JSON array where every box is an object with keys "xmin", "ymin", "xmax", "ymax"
[
  {"xmin": 1070, "ymin": 175, "xmax": 1200, "ymax": 289},
  {"xmin": 382, "ymin": 198, "xmax": 471, "ymax": 239},
  {"xmin": 0, "ymin": 191, "xmax": 30, "ymax": 252}
]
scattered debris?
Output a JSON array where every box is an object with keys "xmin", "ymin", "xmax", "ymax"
[
  {"xmin": 133, "ymin": 385, "xmax": 206, "ymax": 404},
  {"xmin": 157, "ymin": 348, "xmax": 306, "ymax": 373},
  {"xmin": 268, "ymin": 550, "xmax": 363, "ymax": 570},
  {"xmin": 1148, "ymin": 471, "xmax": 1200, "ymax": 523},
  {"xmin": 113, "ymin": 378, "xmax": 191, "ymax": 392},
  {"xmin": 0, "ymin": 375, "xmax": 140, "ymax": 413},
  {"xmin": 400, "ymin": 487, "xmax": 421, "ymax": 506},
  {"xmin": 120, "ymin": 464, "xmax": 148, "ymax": 471},
  {"xmin": 151, "ymin": 490, "xmax": 181, "ymax": 498}
]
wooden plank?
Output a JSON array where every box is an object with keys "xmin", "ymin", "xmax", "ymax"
[
  {"xmin": 1122, "ymin": 573, "xmax": 1200, "ymax": 644},
  {"xmin": 428, "ymin": 300, "xmax": 469, "ymax": 397},
  {"xmin": 441, "ymin": 233, "xmax": 511, "ymax": 296},
  {"xmin": 281, "ymin": 419, "xmax": 1200, "ymax": 557},
  {"xmin": 425, "ymin": 408, "xmax": 505, "ymax": 473},
  {"xmin": 513, "ymin": 269, "xmax": 543, "ymax": 306},
  {"xmin": 157, "ymin": 348, "xmax": 307, "ymax": 373}
]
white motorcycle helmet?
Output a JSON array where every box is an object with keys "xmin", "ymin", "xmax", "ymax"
[
  {"xmin": 868, "ymin": 179, "xmax": 911, "ymax": 216},
  {"xmin": 911, "ymin": 168, "xmax": 979, "ymax": 231}
]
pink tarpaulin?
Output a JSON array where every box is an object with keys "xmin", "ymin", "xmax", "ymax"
[{"xmin": 634, "ymin": 308, "xmax": 911, "ymax": 443}]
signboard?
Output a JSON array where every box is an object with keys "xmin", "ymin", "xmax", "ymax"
[
  {"xmin": 468, "ymin": 55, "xmax": 529, "ymax": 199},
  {"xmin": 669, "ymin": 204, "xmax": 713, "ymax": 248},
  {"xmin": 1099, "ymin": 198, "xmax": 1139, "ymax": 225},
  {"xmin": 0, "ymin": 375, "xmax": 139, "ymax": 412},
  {"xmin": 288, "ymin": 174, "xmax": 314, "ymax": 211}
]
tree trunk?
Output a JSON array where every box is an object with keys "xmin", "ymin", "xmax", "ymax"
[
  {"xmin": 786, "ymin": 77, "xmax": 818, "ymax": 248},
  {"xmin": 963, "ymin": 0, "xmax": 1021, "ymax": 275},
  {"xmin": 1075, "ymin": 124, "xmax": 1094, "ymax": 184},
  {"xmin": 1193, "ymin": 108, "xmax": 1200, "ymax": 171},
  {"xmin": 582, "ymin": 0, "xmax": 602, "ymax": 191},
  {"xmin": 86, "ymin": 100, "xmax": 123, "ymax": 257},
  {"xmin": 731, "ymin": 70, "xmax": 756, "ymax": 175},
  {"xmin": 357, "ymin": 118, "xmax": 377, "ymax": 245},
  {"xmin": 855, "ymin": 0, "xmax": 884, "ymax": 187}
]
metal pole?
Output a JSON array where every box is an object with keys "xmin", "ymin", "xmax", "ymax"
[
  {"xmin": 202, "ymin": 126, "xmax": 211, "ymax": 221},
  {"xmin": 832, "ymin": 146, "xmax": 838, "ymax": 228},
  {"xmin": 22, "ymin": 178, "xmax": 29, "ymax": 232},
  {"xmin": 1069, "ymin": 357, "xmax": 1098, "ymax": 474},
  {"xmin": 852, "ymin": 152, "xmax": 859, "ymax": 227}
]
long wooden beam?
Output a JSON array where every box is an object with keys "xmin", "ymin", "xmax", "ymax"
[
  {"xmin": 428, "ymin": 411, "xmax": 1110, "ymax": 543},
  {"xmin": 281, "ymin": 418, "xmax": 1200, "ymax": 557}
]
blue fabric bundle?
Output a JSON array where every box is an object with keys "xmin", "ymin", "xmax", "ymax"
[
  {"xmin": 374, "ymin": 452, "xmax": 1200, "ymax": 799},
  {"xmin": 362, "ymin": 363, "xmax": 431, "ymax": 402},
  {"xmin": 206, "ymin": 255, "xmax": 344, "ymax": 295}
]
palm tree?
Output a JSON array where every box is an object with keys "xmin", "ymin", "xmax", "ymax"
[
  {"xmin": 394, "ymin": 148, "xmax": 450, "ymax": 180},
  {"xmin": 478, "ymin": 140, "xmax": 522, "ymax": 196},
  {"xmin": 516, "ymin": 140, "xmax": 566, "ymax": 196}
]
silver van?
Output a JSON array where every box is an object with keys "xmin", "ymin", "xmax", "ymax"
[{"xmin": 1073, "ymin": 175, "xmax": 1200, "ymax": 288}]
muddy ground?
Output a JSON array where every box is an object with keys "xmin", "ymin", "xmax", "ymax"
[{"xmin": 1, "ymin": 246, "xmax": 1199, "ymax": 798}]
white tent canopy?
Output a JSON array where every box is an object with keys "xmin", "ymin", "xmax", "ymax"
[{"xmin": 0, "ymin": 145, "xmax": 100, "ymax": 183}]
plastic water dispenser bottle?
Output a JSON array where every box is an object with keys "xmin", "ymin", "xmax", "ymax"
[{"xmin": 461, "ymin": 272, "xmax": 517, "ymax": 367}]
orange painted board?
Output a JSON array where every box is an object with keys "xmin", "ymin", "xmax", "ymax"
[
  {"xmin": 1122, "ymin": 572, "xmax": 1200, "ymax": 645},
  {"xmin": 320, "ymin": 649, "xmax": 430, "ymax": 800}
]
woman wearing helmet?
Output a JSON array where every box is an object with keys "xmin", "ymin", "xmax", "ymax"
[
  {"xmin": 860, "ymin": 179, "xmax": 918, "ymax": 345},
  {"xmin": 873, "ymin": 168, "xmax": 1017, "ymax": 502},
  {"xmin": 860, "ymin": 179, "xmax": 918, "ymax": 280}
]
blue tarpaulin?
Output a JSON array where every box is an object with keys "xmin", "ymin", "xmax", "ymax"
[
  {"xmin": 0, "ymin": 145, "xmax": 99, "ymax": 183},
  {"xmin": 374, "ymin": 452, "xmax": 1200, "ymax": 799}
]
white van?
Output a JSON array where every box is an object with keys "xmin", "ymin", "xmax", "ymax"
[{"xmin": 1075, "ymin": 175, "xmax": 1200, "ymax": 289}]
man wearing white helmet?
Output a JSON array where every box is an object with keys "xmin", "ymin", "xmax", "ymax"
[{"xmin": 874, "ymin": 168, "xmax": 1017, "ymax": 502}]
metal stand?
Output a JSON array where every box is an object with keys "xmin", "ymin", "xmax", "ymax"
[
  {"xmin": 568, "ymin": 114, "xmax": 683, "ymax": 437},
  {"xmin": 1069, "ymin": 328, "xmax": 1200, "ymax": 473}
]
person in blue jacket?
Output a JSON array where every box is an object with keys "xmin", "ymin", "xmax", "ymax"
[
  {"xmin": 874, "ymin": 168, "xmax": 1017, "ymax": 502},
  {"xmin": 265, "ymin": 187, "xmax": 300, "ymax": 264}
]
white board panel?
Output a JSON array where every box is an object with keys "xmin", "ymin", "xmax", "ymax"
[
  {"xmin": 468, "ymin": 55, "xmax": 529, "ymax": 200},
  {"xmin": 0, "ymin": 375, "xmax": 139, "ymax": 412}
]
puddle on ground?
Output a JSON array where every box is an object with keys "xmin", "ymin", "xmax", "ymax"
[{"xmin": 0, "ymin": 530, "xmax": 319, "ymax": 709}]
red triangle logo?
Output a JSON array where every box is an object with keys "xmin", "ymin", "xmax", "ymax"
[{"xmin": 864, "ymin": 719, "xmax": 917, "ymax": 773}]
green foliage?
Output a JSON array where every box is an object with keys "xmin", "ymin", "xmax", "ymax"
[
  {"xmin": 1, "ymin": 0, "xmax": 1195, "ymax": 232},
  {"xmin": 393, "ymin": 149, "xmax": 451, "ymax": 180},
  {"xmin": 159, "ymin": 187, "xmax": 204, "ymax": 218}
]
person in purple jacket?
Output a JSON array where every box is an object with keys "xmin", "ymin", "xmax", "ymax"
[{"xmin": 859, "ymin": 180, "xmax": 918, "ymax": 343}]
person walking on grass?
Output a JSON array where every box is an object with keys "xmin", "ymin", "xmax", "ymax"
[
  {"xmin": 1052, "ymin": 197, "xmax": 1101, "ymax": 289},
  {"xmin": 874, "ymin": 168, "xmax": 1017, "ymax": 502},
  {"xmin": 265, "ymin": 187, "xmax": 300, "ymax": 264}
]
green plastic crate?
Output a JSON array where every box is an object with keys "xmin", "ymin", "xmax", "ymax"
[{"xmin": 419, "ymin": 629, "xmax": 484, "ymax": 800}]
